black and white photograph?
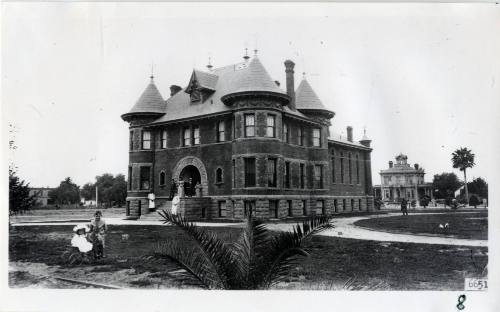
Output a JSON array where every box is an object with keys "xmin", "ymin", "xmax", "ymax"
[{"xmin": 2, "ymin": 2, "xmax": 499, "ymax": 312}]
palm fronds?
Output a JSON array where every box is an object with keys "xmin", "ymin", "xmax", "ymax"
[{"xmin": 147, "ymin": 211, "xmax": 334, "ymax": 289}]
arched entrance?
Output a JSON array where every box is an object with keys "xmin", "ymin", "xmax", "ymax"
[
  {"xmin": 179, "ymin": 165, "xmax": 201, "ymax": 196},
  {"xmin": 172, "ymin": 156, "xmax": 209, "ymax": 196}
]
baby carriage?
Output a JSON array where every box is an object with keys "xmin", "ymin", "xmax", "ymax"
[{"xmin": 62, "ymin": 224, "xmax": 100, "ymax": 264}]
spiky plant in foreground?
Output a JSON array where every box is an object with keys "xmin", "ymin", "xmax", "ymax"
[{"xmin": 145, "ymin": 212, "xmax": 333, "ymax": 289}]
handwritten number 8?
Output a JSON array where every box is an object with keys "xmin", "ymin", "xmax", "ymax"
[{"xmin": 457, "ymin": 294, "xmax": 466, "ymax": 310}]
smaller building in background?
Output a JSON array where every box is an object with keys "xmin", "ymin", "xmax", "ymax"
[
  {"xmin": 373, "ymin": 154, "xmax": 433, "ymax": 204},
  {"xmin": 29, "ymin": 187, "xmax": 53, "ymax": 207}
]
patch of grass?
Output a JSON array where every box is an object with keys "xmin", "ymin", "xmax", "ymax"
[
  {"xmin": 293, "ymin": 236, "xmax": 487, "ymax": 290},
  {"xmin": 9, "ymin": 222, "xmax": 488, "ymax": 290},
  {"xmin": 354, "ymin": 212, "xmax": 488, "ymax": 240}
]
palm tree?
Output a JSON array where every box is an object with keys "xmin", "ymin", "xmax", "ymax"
[
  {"xmin": 146, "ymin": 211, "xmax": 333, "ymax": 289},
  {"xmin": 451, "ymin": 147, "xmax": 475, "ymax": 205}
]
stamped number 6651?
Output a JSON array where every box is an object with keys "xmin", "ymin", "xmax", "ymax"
[{"xmin": 464, "ymin": 278, "xmax": 488, "ymax": 291}]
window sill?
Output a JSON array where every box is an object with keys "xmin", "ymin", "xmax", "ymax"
[{"xmin": 215, "ymin": 182, "xmax": 224, "ymax": 186}]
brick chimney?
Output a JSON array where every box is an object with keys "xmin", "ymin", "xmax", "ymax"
[
  {"xmin": 389, "ymin": 161, "xmax": 393, "ymax": 168},
  {"xmin": 170, "ymin": 85, "xmax": 182, "ymax": 96},
  {"xmin": 346, "ymin": 126, "xmax": 353, "ymax": 142},
  {"xmin": 284, "ymin": 60, "xmax": 295, "ymax": 110}
]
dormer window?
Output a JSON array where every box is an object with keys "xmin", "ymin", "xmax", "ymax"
[{"xmin": 190, "ymin": 89, "xmax": 201, "ymax": 103}]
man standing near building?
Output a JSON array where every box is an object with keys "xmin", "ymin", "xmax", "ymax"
[{"xmin": 401, "ymin": 198, "xmax": 408, "ymax": 216}]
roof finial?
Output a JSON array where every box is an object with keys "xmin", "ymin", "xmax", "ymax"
[
  {"xmin": 254, "ymin": 48, "xmax": 258, "ymax": 56},
  {"xmin": 302, "ymin": 72, "xmax": 306, "ymax": 80},
  {"xmin": 243, "ymin": 47, "xmax": 250, "ymax": 61},
  {"xmin": 150, "ymin": 62, "xmax": 155, "ymax": 82},
  {"xmin": 207, "ymin": 56, "xmax": 213, "ymax": 71}
]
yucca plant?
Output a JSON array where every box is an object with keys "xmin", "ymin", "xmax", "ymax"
[{"xmin": 145, "ymin": 211, "xmax": 333, "ymax": 289}]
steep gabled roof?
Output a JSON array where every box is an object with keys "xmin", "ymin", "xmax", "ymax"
[
  {"xmin": 124, "ymin": 78, "xmax": 166, "ymax": 115},
  {"xmin": 188, "ymin": 70, "xmax": 218, "ymax": 91},
  {"xmin": 295, "ymin": 78, "xmax": 327, "ymax": 110}
]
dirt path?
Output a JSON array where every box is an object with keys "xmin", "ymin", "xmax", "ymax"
[{"xmin": 267, "ymin": 212, "xmax": 487, "ymax": 247}]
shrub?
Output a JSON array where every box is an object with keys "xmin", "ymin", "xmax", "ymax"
[
  {"xmin": 146, "ymin": 212, "xmax": 333, "ymax": 289},
  {"xmin": 469, "ymin": 195, "xmax": 481, "ymax": 208}
]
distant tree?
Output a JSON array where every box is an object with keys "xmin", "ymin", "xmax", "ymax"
[
  {"xmin": 80, "ymin": 182, "xmax": 95, "ymax": 201},
  {"xmin": 49, "ymin": 177, "xmax": 80, "ymax": 205},
  {"xmin": 432, "ymin": 172, "xmax": 462, "ymax": 199},
  {"xmin": 469, "ymin": 195, "xmax": 481, "ymax": 208},
  {"xmin": 467, "ymin": 177, "xmax": 488, "ymax": 199},
  {"xmin": 452, "ymin": 147, "xmax": 475, "ymax": 205},
  {"xmin": 9, "ymin": 169, "xmax": 36, "ymax": 215},
  {"xmin": 84, "ymin": 173, "xmax": 127, "ymax": 207}
]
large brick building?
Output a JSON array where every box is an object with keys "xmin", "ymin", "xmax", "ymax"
[{"xmin": 122, "ymin": 54, "xmax": 374, "ymax": 220}]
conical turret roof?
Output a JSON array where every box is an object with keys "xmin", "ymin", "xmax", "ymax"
[
  {"xmin": 125, "ymin": 78, "xmax": 166, "ymax": 116},
  {"xmin": 226, "ymin": 57, "xmax": 286, "ymax": 95},
  {"xmin": 295, "ymin": 78, "xmax": 327, "ymax": 110}
]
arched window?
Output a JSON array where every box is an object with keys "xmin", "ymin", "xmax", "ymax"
[
  {"xmin": 215, "ymin": 168, "xmax": 223, "ymax": 184},
  {"xmin": 159, "ymin": 171, "xmax": 166, "ymax": 186}
]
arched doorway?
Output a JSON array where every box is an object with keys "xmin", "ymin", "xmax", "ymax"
[
  {"xmin": 179, "ymin": 165, "xmax": 201, "ymax": 196},
  {"xmin": 172, "ymin": 156, "xmax": 209, "ymax": 196}
]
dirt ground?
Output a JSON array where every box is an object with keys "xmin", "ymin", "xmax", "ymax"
[{"xmin": 9, "ymin": 222, "xmax": 488, "ymax": 290}]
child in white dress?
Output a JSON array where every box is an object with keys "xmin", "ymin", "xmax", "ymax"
[{"xmin": 71, "ymin": 224, "xmax": 93, "ymax": 253}]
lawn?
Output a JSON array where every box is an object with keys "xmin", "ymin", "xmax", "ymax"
[
  {"xmin": 353, "ymin": 212, "xmax": 488, "ymax": 240},
  {"xmin": 9, "ymin": 222, "xmax": 487, "ymax": 290}
]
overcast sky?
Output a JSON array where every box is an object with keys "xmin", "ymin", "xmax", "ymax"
[{"xmin": 3, "ymin": 3, "xmax": 500, "ymax": 187}]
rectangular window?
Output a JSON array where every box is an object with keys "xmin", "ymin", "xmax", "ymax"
[
  {"xmin": 287, "ymin": 200, "xmax": 293, "ymax": 217},
  {"xmin": 244, "ymin": 158, "xmax": 256, "ymax": 187},
  {"xmin": 300, "ymin": 163, "xmax": 305, "ymax": 189},
  {"xmin": 298, "ymin": 127, "xmax": 303, "ymax": 146},
  {"xmin": 244, "ymin": 201, "xmax": 255, "ymax": 217},
  {"xmin": 192, "ymin": 126, "xmax": 200, "ymax": 145},
  {"xmin": 126, "ymin": 201, "xmax": 130, "ymax": 216},
  {"xmin": 313, "ymin": 128, "xmax": 321, "ymax": 147},
  {"xmin": 267, "ymin": 158, "xmax": 277, "ymax": 187},
  {"xmin": 232, "ymin": 159, "xmax": 236, "ymax": 188},
  {"xmin": 218, "ymin": 201, "xmax": 226, "ymax": 217},
  {"xmin": 332, "ymin": 156, "xmax": 336, "ymax": 183},
  {"xmin": 342, "ymin": 199, "xmax": 346, "ymax": 211},
  {"xmin": 351, "ymin": 199, "xmax": 355, "ymax": 211},
  {"xmin": 316, "ymin": 200, "xmax": 325, "ymax": 215},
  {"xmin": 284, "ymin": 161, "xmax": 291, "ymax": 188},
  {"xmin": 283, "ymin": 123, "xmax": 289, "ymax": 143},
  {"xmin": 359, "ymin": 199, "xmax": 362, "ymax": 211},
  {"xmin": 161, "ymin": 130, "xmax": 167, "ymax": 149},
  {"xmin": 183, "ymin": 127, "xmax": 191, "ymax": 146},
  {"xmin": 334, "ymin": 199, "xmax": 338, "ymax": 213},
  {"xmin": 340, "ymin": 153, "xmax": 345, "ymax": 184},
  {"xmin": 270, "ymin": 200, "xmax": 279, "ymax": 218},
  {"xmin": 128, "ymin": 166, "xmax": 132, "ymax": 190},
  {"xmin": 129, "ymin": 131, "xmax": 134, "ymax": 150},
  {"xmin": 302, "ymin": 200, "xmax": 307, "ymax": 216},
  {"xmin": 266, "ymin": 115, "xmax": 276, "ymax": 137},
  {"xmin": 314, "ymin": 165, "xmax": 323, "ymax": 189},
  {"xmin": 139, "ymin": 167, "xmax": 150, "ymax": 190},
  {"xmin": 244, "ymin": 114, "xmax": 255, "ymax": 137},
  {"xmin": 348, "ymin": 154, "xmax": 353, "ymax": 184},
  {"xmin": 142, "ymin": 131, "xmax": 151, "ymax": 149},
  {"xmin": 217, "ymin": 121, "xmax": 225, "ymax": 142},
  {"xmin": 356, "ymin": 154, "xmax": 360, "ymax": 184}
]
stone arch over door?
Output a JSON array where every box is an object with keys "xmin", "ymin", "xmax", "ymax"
[{"xmin": 172, "ymin": 156, "xmax": 209, "ymax": 196}]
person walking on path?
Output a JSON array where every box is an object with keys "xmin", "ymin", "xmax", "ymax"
[{"xmin": 401, "ymin": 199, "xmax": 409, "ymax": 216}]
